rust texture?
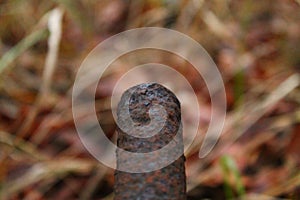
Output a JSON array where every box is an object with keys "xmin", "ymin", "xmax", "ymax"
[{"xmin": 114, "ymin": 83, "xmax": 186, "ymax": 200}]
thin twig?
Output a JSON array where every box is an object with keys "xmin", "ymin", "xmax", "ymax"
[
  {"xmin": 0, "ymin": 131, "xmax": 48, "ymax": 160},
  {"xmin": 1, "ymin": 159, "xmax": 97, "ymax": 198}
]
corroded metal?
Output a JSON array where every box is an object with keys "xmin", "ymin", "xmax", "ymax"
[{"xmin": 114, "ymin": 83, "xmax": 186, "ymax": 200}]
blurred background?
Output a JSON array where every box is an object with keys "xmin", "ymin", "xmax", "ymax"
[{"xmin": 0, "ymin": 0, "xmax": 300, "ymax": 199}]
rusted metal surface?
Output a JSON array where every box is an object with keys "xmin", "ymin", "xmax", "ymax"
[{"xmin": 114, "ymin": 83, "xmax": 186, "ymax": 200}]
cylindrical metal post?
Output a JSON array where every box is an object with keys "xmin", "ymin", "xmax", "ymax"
[{"xmin": 114, "ymin": 83, "xmax": 186, "ymax": 200}]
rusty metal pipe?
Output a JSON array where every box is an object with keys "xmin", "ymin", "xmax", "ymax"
[{"xmin": 114, "ymin": 83, "xmax": 186, "ymax": 200}]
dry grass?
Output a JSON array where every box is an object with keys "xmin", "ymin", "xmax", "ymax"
[{"xmin": 0, "ymin": 0, "xmax": 300, "ymax": 199}]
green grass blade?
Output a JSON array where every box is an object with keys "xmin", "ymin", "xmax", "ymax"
[
  {"xmin": 0, "ymin": 28, "xmax": 48, "ymax": 74},
  {"xmin": 220, "ymin": 154, "xmax": 245, "ymax": 199}
]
